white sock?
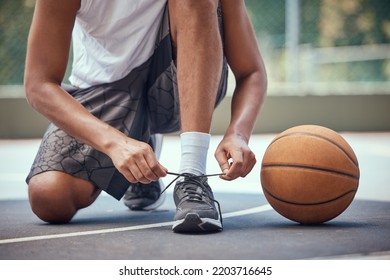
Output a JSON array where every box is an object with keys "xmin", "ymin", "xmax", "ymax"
[{"xmin": 179, "ymin": 132, "xmax": 211, "ymax": 176}]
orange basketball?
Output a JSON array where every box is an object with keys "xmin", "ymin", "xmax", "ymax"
[{"xmin": 260, "ymin": 125, "xmax": 359, "ymax": 224}]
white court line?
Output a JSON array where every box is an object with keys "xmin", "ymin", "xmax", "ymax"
[
  {"xmin": 223, "ymin": 204, "xmax": 273, "ymax": 218},
  {"xmin": 0, "ymin": 204, "xmax": 272, "ymax": 245},
  {"xmin": 307, "ymin": 250, "xmax": 390, "ymax": 260}
]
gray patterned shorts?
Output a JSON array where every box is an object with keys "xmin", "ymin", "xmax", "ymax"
[{"xmin": 26, "ymin": 6, "xmax": 228, "ymax": 200}]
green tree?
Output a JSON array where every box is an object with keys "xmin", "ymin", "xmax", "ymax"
[
  {"xmin": 319, "ymin": 0, "xmax": 390, "ymax": 47},
  {"xmin": 0, "ymin": 0, "xmax": 35, "ymax": 85}
]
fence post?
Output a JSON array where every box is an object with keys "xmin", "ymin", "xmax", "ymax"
[{"xmin": 285, "ymin": 0, "xmax": 300, "ymax": 83}]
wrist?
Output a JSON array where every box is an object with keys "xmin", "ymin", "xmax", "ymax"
[
  {"xmin": 92, "ymin": 124, "xmax": 127, "ymax": 157},
  {"xmin": 224, "ymin": 125, "xmax": 250, "ymax": 143}
]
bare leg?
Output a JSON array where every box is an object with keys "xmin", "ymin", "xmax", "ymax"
[
  {"xmin": 168, "ymin": 0, "xmax": 223, "ymax": 133},
  {"xmin": 28, "ymin": 171, "xmax": 101, "ymax": 223},
  {"xmin": 168, "ymin": 0, "xmax": 224, "ymax": 233}
]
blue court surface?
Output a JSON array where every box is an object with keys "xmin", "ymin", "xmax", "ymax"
[{"xmin": 0, "ymin": 133, "xmax": 389, "ymax": 260}]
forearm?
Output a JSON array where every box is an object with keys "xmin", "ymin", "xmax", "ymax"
[
  {"xmin": 23, "ymin": 0, "xmax": 120, "ymax": 156},
  {"xmin": 24, "ymin": 0, "xmax": 167, "ymax": 184},
  {"xmin": 25, "ymin": 81, "xmax": 126, "ymax": 156},
  {"xmin": 226, "ymin": 71, "xmax": 267, "ymax": 141},
  {"xmin": 214, "ymin": 0, "xmax": 267, "ymax": 179}
]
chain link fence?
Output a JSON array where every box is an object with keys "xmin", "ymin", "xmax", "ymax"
[{"xmin": 1, "ymin": 0, "xmax": 389, "ymax": 95}]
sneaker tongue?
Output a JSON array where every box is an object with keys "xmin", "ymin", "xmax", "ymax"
[
  {"xmin": 179, "ymin": 175, "xmax": 208, "ymax": 199},
  {"xmin": 186, "ymin": 186, "xmax": 203, "ymax": 201}
]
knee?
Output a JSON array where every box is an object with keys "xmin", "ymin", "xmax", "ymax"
[{"xmin": 28, "ymin": 175, "xmax": 76, "ymax": 224}]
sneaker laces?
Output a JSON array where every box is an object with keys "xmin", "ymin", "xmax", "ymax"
[{"xmin": 161, "ymin": 172, "xmax": 224, "ymax": 228}]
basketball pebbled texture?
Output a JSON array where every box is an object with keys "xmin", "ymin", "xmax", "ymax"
[{"xmin": 260, "ymin": 125, "xmax": 360, "ymax": 224}]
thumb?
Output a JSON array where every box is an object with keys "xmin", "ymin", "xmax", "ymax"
[{"xmin": 214, "ymin": 149, "xmax": 230, "ymax": 175}]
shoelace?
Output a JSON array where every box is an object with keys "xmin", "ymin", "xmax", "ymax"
[{"xmin": 161, "ymin": 172, "xmax": 224, "ymax": 228}]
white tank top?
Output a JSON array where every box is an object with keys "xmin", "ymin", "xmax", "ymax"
[{"xmin": 69, "ymin": 0, "xmax": 167, "ymax": 88}]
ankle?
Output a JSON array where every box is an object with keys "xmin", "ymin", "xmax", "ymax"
[{"xmin": 179, "ymin": 132, "xmax": 210, "ymax": 176}]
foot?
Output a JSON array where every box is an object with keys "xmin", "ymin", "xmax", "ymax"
[
  {"xmin": 123, "ymin": 180, "xmax": 166, "ymax": 211},
  {"xmin": 172, "ymin": 173, "xmax": 222, "ymax": 233}
]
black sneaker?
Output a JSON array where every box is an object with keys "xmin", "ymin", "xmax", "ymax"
[
  {"xmin": 172, "ymin": 173, "xmax": 223, "ymax": 233},
  {"xmin": 123, "ymin": 134, "xmax": 165, "ymax": 211},
  {"xmin": 123, "ymin": 180, "xmax": 166, "ymax": 211}
]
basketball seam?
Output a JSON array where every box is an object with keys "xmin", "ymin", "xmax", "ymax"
[
  {"xmin": 269, "ymin": 132, "xmax": 359, "ymax": 169},
  {"xmin": 262, "ymin": 187, "xmax": 357, "ymax": 206},
  {"xmin": 261, "ymin": 164, "xmax": 359, "ymax": 180}
]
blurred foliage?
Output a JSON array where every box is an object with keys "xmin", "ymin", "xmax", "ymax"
[
  {"xmin": 0, "ymin": 0, "xmax": 389, "ymax": 85},
  {"xmin": 0, "ymin": 0, "xmax": 34, "ymax": 84},
  {"xmin": 245, "ymin": 0, "xmax": 390, "ymax": 47}
]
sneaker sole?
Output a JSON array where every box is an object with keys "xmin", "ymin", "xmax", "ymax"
[
  {"xmin": 142, "ymin": 190, "xmax": 166, "ymax": 211},
  {"xmin": 172, "ymin": 213, "xmax": 222, "ymax": 233}
]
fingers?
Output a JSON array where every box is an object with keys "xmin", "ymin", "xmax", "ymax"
[
  {"xmin": 224, "ymin": 149, "xmax": 244, "ymax": 180},
  {"xmin": 128, "ymin": 160, "xmax": 166, "ymax": 184},
  {"xmin": 133, "ymin": 151, "xmax": 167, "ymax": 184},
  {"xmin": 226, "ymin": 150, "xmax": 256, "ymax": 180},
  {"xmin": 113, "ymin": 141, "xmax": 167, "ymax": 184},
  {"xmin": 214, "ymin": 149, "xmax": 230, "ymax": 176},
  {"xmin": 215, "ymin": 146, "xmax": 256, "ymax": 181}
]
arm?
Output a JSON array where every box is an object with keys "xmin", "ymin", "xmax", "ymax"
[
  {"xmin": 24, "ymin": 0, "xmax": 166, "ymax": 184},
  {"xmin": 215, "ymin": 0, "xmax": 267, "ymax": 180}
]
